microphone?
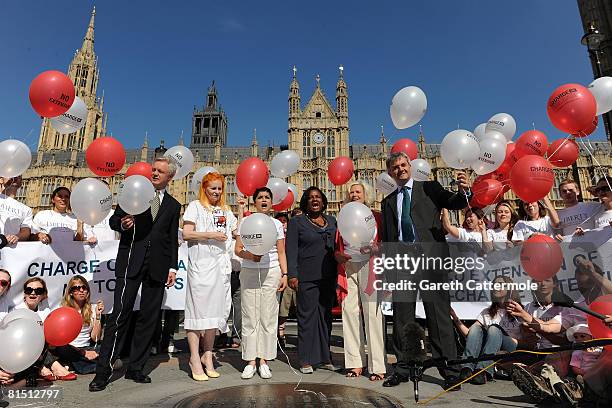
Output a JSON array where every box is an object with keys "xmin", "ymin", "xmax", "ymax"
[
  {"xmin": 400, "ymin": 322, "xmax": 428, "ymax": 403},
  {"xmin": 552, "ymin": 291, "xmax": 609, "ymax": 321}
]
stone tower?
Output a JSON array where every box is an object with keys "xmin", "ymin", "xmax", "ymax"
[
  {"xmin": 191, "ymin": 81, "xmax": 228, "ymax": 149},
  {"xmin": 37, "ymin": 7, "xmax": 106, "ymax": 152}
]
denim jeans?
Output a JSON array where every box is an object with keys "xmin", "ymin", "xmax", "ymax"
[{"xmin": 462, "ymin": 324, "xmax": 517, "ymax": 374}]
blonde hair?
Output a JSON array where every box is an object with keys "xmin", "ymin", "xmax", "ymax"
[
  {"xmin": 61, "ymin": 276, "xmax": 93, "ymax": 326},
  {"xmin": 198, "ymin": 172, "xmax": 228, "ymax": 210},
  {"xmin": 343, "ymin": 181, "xmax": 374, "ymax": 206}
]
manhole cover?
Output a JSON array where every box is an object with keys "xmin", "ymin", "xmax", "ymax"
[{"xmin": 174, "ymin": 383, "xmax": 403, "ymax": 407}]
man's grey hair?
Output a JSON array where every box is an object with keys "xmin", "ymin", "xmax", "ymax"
[
  {"xmin": 154, "ymin": 156, "xmax": 177, "ymax": 177},
  {"xmin": 386, "ymin": 151, "xmax": 410, "ymax": 171}
]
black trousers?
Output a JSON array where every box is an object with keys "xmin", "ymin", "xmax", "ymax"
[
  {"xmin": 95, "ymin": 254, "xmax": 165, "ymax": 376},
  {"xmin": 153, "ymin": 310, "xmax": 180, "ymax": 350},
  {"xmin": 296, "ymin": 279, "xmax": 335, "ymax": 366},
  {"xmin": 391, "ymin": 270, "xmax": 458, "ymax": 378}
]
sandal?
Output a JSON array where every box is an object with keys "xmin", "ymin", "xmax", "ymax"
[
  {"xmin": 369, "ymin": 373, "xmax": 385, "ymax": 381},
  {"xmin": 345, "ymin": 368, "xmax": 363, "ymax": 378}
]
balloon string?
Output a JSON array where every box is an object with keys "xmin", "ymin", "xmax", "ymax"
[{"xmin": 546, "ymin": 134, "xmax": 573, "ymax": 165}]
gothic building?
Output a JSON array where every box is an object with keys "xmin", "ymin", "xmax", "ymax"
[{"xmin": 17, "ymin": 7, "xmax": 612, "ymax": 220}]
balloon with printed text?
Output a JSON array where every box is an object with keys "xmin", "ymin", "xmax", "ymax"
[
  {"xmin": 472, "ymin": 178, "xmax": 503, "ymax": 206},
  {"xmin": 485, "ymin": 113, "xmax": 516, "ymax": 141},
  {"xmin": 29, "ymin": 70, "xmax": 75, "ymax": 117},
  {"xmin": 163, "ymin": 145, "xmax": 194, "ymax": 180},
  {"xmin": 71, "ymin": 178, "xmax": 112, "ymax": 225},
  {"xmin": 440, "ymin": 129, "xmax": 480, "ymax": 169},
  {"xmin": 515, "ymin": 130, "xmax": 548, "ymax": 157},
  {"xmin": 86, "ymin": 137, "xmax": 126, "ymax": 177},
  {"xmin": 239, "ymin": 213, "xmax": 278, "ymax": 256},
  {"xmin": 510, "ymin": 155, "xmax": 554, "ymax": 202},
  {"xmin": 573, "ymin": 116, "xmax": 598, "ymax": 138},
  {"xmin": 547, "ymin": 83, "xmax": 597, "ymax": 134},
  {"xmin": 410, "ymin": 158, "xmax": 431, "ymax": 181},
  {"xmin": 50, "ymin": 96, "xmax": 88, "ymax": 134}
]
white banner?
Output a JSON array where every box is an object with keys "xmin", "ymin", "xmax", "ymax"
[{"xmin": 0, "ymin": 241, "xmax": 188, "ymax": 313}]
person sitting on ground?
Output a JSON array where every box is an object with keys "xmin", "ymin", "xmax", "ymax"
[
  {"xmin": 0, "ymin": 268, "xmax": 15, "ymax": 386},
  {"xmin": 50, "ymin": 276, "xmax": 104, "ymax": 374}
]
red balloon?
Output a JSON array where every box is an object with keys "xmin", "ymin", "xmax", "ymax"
[
  {"xmin": 472, "ymin": 178, "xmax": 503, "ymax": 206},
  {"xmin": 515, "ymin": 130, "xmax": 548, "ymax": 157},
  {"xmin": 236, "ymin": 157, "xmax": 269, "ymax": 196},
  {"xmin": 573, "ymin": 116, "xmax": 598, "ymax": 138},
  {"xmin": 510, "ymin": 155, "xmax": 555, "ymax": 202},
  {"xmin": 328, "ymin": 156, "xmax": 354, "ymax": 186},
  {"xmin": 86, "ymin": 137, "xmax": 126, "ymax": 177},
  {"xmin": 547, "ymin": 139, "xmax": 579, "ymax": 168},
  {"xmin": 125, "ymin": 162, "xmax": 152, "ymax": 180},
  {"xmin": 29, "ymin": 70, "xmax": 76, "ymax": 117},
  {"xmin": 44, "ymin": 307, "xmax": 83, "ymax": 346},
  {"xmin": 520, "ymin": 234, "xmax": 563, "ymax": 281},
  {"xmin": 391, "ymin": 138, "xmax": 418, "ymax": 160},
  {"xmin": 547, "ymin": 83, "xmax": 597, "ymax": 134},
  {"xmin": 587, "ymin": 294, "xmax": 612, "ymax": 341},
  {"xmin": 272, "ymin": 190, "xmax": 294, "ymax": 211},
  {"xmin": 243, "ymin": 210, "xmax": 252, "ymax": 217}
]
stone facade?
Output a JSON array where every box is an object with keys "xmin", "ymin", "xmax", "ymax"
[{"xmin": 17, "ymin": 7, "xmax": 612, "ymax": 223}]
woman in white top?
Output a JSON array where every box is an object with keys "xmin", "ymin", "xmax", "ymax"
[
  {"xmin": 442, "ymin": 207, "xmax": 486, "ymax": 243},
  {"xmin": 51, "ymin": 276, "xmax": 104, "ymax": 374},
  {"xmin": 235, "ymin": 187, "xmax": 287, "ymax": 380},
  {"xmin": 182, "ymin": 172, "xmax": 238, "ymax": 381},
  {"xmin": 452, "ymin": 275, "xmax": 522, "ymax": 384},
  {"xmin": 32, "ymin": 187, "xmax": 88, "ymax": 244},
  {"xmin": 482, "ymin": 200, "xmax": 518, "ymax": 252},
  {"xmin": 512, "ymin": 197, "xmax": 559, "ymax": 242},
  {"xmin": 0, "ymin": 269, "xmax": 13, "ymax": 385}
]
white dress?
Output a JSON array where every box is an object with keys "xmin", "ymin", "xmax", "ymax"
[{"xmin": 182, "ymin": 200, "xmax": 237, "ymax": 331}]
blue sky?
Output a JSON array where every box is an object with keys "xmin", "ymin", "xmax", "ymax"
[{"xmin": 0, "ymin": 0, "xmax": 605, "ymax": 151}]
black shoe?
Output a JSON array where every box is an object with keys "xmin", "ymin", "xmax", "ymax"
[
  {"xmin": 125, "ymin": 370, "xmax": 151, "ymax": 384},
  {"xmin": 459, "ymin": 367, "xmax": 472, "ymax": 382},
  {"xmin": 443, "ymin": 375, "xmax": 462, "ymax": 391},
  {"xmin": 494, "ymin": 367, "xmax": 512, "ymax": 381},
  {"xmin": 89, "ymin": 374, "xmax": 110, "ymax": 392},
  {"xmin": 382, "ymin": 372, "xmax": 408, "ymax": 387},
  {"xmin": 470, "ymin": 372, "xmax": 487, "ymax": 385}
]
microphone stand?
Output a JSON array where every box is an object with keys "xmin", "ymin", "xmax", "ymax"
[{"xmin": 409, "ymin": 338, "xmax": 612, "ymax": 403}]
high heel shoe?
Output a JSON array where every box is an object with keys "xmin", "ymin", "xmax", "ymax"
[
  {"xmin": 189, "ymin": 362, "xmax": 209, "ymax": 382},
  {"xmin": 205, "ymin": 369, "xmax": 220, "ymax": 378}
]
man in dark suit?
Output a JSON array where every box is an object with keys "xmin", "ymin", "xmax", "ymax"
[
  {"xmin": 380, "ymin": 151, "xmax": 471, "ymax": 390},
  {"xmin": 89, "ymin": 157, "xmax": 181, "ymax": 392}
]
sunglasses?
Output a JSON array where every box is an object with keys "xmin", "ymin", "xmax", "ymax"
[
  {"xmin": 0, "ymin": 280, "xmax": 9, "ymax": 288},
  {"xmin": 594, "ymin": 186, "xmax": 611, "ymax": 195},
  {"xmin": 24, "ymin": 287, "xmax": 45, "ymax": 295},
  {"xmin": 70, "ymin": 285, "xmax": 89, "ymax": 292}
]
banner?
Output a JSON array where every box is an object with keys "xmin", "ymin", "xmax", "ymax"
[{"xmin": 0, "ymin": 241, "xmax": 188, "ymax": 313}]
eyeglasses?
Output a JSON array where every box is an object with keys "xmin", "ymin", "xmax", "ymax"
[
  {"xmin": 594, "ymin": 186, "xmax": 611, "ymax": 195},
  {"xmin": 70, "ymin": 285, "xmax": 88, "ymax": 293},
  {"xmin": 0, "ymin": 280, "xmax": 9, "ymax": 288},
  {"xmin": 24, "ymin": 287, "xmax": 45, "ymax": 295}
]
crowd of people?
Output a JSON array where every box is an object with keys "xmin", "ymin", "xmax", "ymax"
[{"xmin": 1, "ymin": 155, "xmax": 612, "ymax": 405}]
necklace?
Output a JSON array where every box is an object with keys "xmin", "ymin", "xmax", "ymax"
[{"xmin": 306, "ymin": 213, "xmax": 327, "ymax": 228}]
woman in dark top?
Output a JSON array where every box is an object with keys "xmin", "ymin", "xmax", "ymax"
[{"xmin": 286, "ymin": 187, "xmax": 338, "ymax": 373}]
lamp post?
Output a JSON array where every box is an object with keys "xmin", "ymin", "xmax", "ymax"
[{"xmin": 581, "ymin": 23, "xmax": 611, "ymax": 141}]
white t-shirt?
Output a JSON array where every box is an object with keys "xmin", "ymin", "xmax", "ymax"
[
  {"xmin": 487, "ymin": 228, "xmax": 511, "ymax": 250},
  {"xmin": 33, "ymin": 210, "xmax": 79, "ymax": 243},
  {"xmin": 558, "ymin": 202, "xmax": 601, "ymax": 235},
  {"xmin": 525, "ymin": 302, "xmax": 563, "ymax": 349},
  {"xmin": 70, "ymin": 305, "xmax": 97, "ymax": 348},
  {"xmin": 570, "ymin": 348, "xmax": 604, "ymax": 372},
  {"xmin": 14, "ymin": 301, "xmax": 51, "ymax": 322},
  {"xmin": 84, "ymin": 212, "xmax": 117, "ymax": 241},
  {"xmin": 239, "ymin": 217, "xmax": 284, "ymax": 269},
  {"xmin": 513, "ymin": 216, "xmax": 554, "ymax": 241},
  {"xmin": 476, "ymin": 307, "xmax": 522, "ymax": 340},
  {"xmin": 0, "ymin": 194, "xmax": 33, "ymax": 236},
  {"xmin": 594, "ymin": 209, "xmax": 612, "ymax": 229}
]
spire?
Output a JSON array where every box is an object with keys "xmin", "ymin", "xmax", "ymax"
[
  {"xmin": 178, "ymin": 130, "xmax": 184, "ymax": 146},
  {"xmin": 380, "ymin": 125, "xmax": 388, "ymax": 156},
  {"xmin": 143, "ymin": 131, "xmax": 149, "ymax": 148},
  {"xmin": 251, "ymin": 128, "xmax": 258, "ymax": 145},
  {"xmin": 339, "ymin": 65, "xmax": 344, "ymax": 78},
  {"xmin": 80, "ymin": 6, "xmax": 96, "ymax": 55},
  {"xmin": 315, "ymin": 74, "xmax": 320, "ymax": 88},
  {"xmin": 336, "ymin": 66, "xmax": 348, "ymax": 118},
  {"xmin": 379, "ymin": 125, "xmax": 386, "ymax": 144},
  {"xmin": 292, "ymin": 65, "xmax": 297, "ymax": 78},
  {"xmin": 289, "ymin": 66, "xmax": 301, "ymax": 117},
  {"xmin": 417, "ymin": 124, "xmax": 426, "ymax": 158},
  {"xmin": 251, "ymin": 129, "xmax": 258, "ymax": 157}
]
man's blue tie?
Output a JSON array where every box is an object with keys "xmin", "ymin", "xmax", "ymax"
[{"xmin": 401, "ymin": 186, "xmax": 415, "ymax": 242}]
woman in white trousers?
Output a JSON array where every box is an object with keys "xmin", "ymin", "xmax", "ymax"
[
  {"xmin": 235, "ymin": 187, "xmax": 288, "ymax": 379},
  {"xmin": 335, "ymin": 182, "xmax": 387, "ymax": 381}
]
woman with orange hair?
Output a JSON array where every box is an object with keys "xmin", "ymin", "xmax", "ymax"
[{"xmin": 182, "ymin": 172, "xmax": 238, "ymax": 381}]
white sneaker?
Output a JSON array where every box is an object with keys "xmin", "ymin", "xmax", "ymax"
[
  {"xmin": 241, "ymin": 364, "xmax": 257, "ymax": 379},
  {"xmin": 259, "ymin": 364, "xmax": 272, "ymax": 379}
]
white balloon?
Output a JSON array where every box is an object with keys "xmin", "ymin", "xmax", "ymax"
[
  {"xmin": 482, "ymin": 129, "xmax": 507, "ymax": 143},
  {"xmin": 164, "ymin": 145, "xmax": 194, "ymax": 180},
  {"xmin": 588, "ymin": 76, "xmax": 612, "ymax": 115},
  {"xmin": 337, "ymin": 202, "xmax": 377, "ymax": 248},
  {"xmin": 70, "ymin": 178, "xmax": 112, "ymax": 225},
  {"xmin": 117, "ymin": 175, "xmax": 155, "ymax": 215},
  {"xmin": 410, "ymin": 159, "xmax": 431, "ymax": 181},
  {"xmin": 190, "ymin": 166, "xmax": 217, "ymax": 194},
  {"xmin": 239, "ymin": 213, "xmax": 278, "ymax": 256},
  {"xmin": 0, "ymin": 308, "xmax": 42, "ymax": 327},
  {"xmin": 375, "ymin": 172, "xmax": 397, "ymax": 196},
  {"xmin": 473, "ymin": 123, "xmax": 488, "ymax": 143},
  {"xmin": 440, "ymin": 130, "xmax": 480, "ymax": 169},
  {"xmin": 271, "ymin": 150, "xmax": 300, "ymax": 178},
  {"xmin": 0, "ymin": 139, "xmax": 31, "ymax": 178},
  {"xmin": 471, "ymin": 138, "xmax": 507, "ymax": 175},
  {"xmin": 49, "ymin": 96, "xmax": 88, "ymax": 134},
  {"xmin": 485, "ymin": 113, "xmax": 516, "ymax": 141},
  {"xmin": 0, "ymin": 318, "xmax": 45, "ymax": 373},
  {"xmin": 390, "ymin": 86, "xmax": 427, "ymax": 129},
  {"xmin": 266, "ymin": 178, "xmax": 288, "ymax": 205}
]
